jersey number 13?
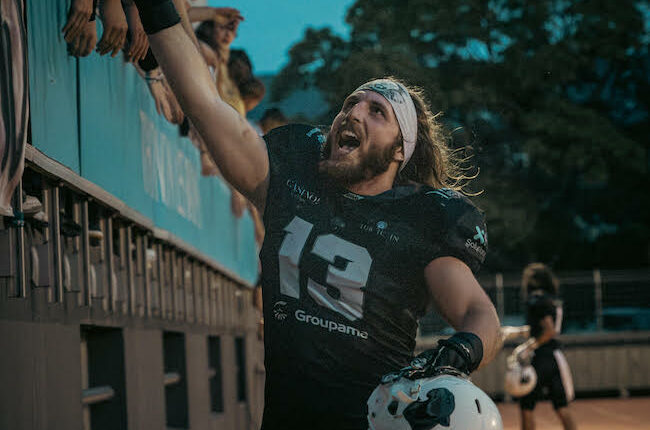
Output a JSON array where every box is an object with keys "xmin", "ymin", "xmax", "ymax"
[{"xmin": 278, "ymin": 216, "xmax": 372, "ymax": 321}]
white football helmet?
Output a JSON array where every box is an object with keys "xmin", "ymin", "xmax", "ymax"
[
  {"xmin": 504, "ymin": 355, "xmax": 537, "ymax": 398},
  {"xmin": 368, "ymin": 370, "xmax": 503, "ymax": 430}
]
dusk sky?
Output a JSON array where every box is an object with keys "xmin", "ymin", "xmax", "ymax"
[{"xmin": 209, "ymin": 0, "xmax": 355, "ymax": 74}]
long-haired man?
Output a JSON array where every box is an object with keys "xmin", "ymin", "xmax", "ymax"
[{"xmin": 130, "ymin": 2, "xmax": 501, "ymax": 428}]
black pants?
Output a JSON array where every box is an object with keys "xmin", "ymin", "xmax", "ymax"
[{"xmin": 519, "ymin": 348, "xmax": 575, "ymax": 410}]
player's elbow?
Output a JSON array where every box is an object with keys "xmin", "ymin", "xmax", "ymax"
[{"xmin": 471, "ymin": 295, "xmax": 500, "ymax": 329}]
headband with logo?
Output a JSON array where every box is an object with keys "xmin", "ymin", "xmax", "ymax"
[{"xmin": 354, "ymin": 79, "xmax": 417, "ymax": 170}]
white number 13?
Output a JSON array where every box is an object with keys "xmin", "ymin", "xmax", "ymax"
[{"xmin": 278, "ymin": 216, "xmax": 372, "ymax": 321}]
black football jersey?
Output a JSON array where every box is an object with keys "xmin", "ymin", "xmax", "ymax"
[
  {"xmin": 258, "ymin": 124, "xmax": 488, "ymax": 429},
  {"xmin": 526, "ymin": 291, "xmax": 562, "ymax": 353}
]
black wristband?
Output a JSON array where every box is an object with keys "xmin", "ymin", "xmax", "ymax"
[
  {"xmin": 139, "ymin": 48, "xmax": 159, "ymax": 72},
  {"xmin": 438, "ymin": 331, "xmax": 484, "ymax": 373},
  {"xmin": 133, "ymin": 0, "xmax": 180, "ymax": 34},
  {"xmin": 179, "ymin": 117, "xmax": 190, "ymax": 136}
]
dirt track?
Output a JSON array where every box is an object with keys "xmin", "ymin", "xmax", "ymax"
[{"xmin": 498, "ymin": 397, "xmax": 650, "ymax": 430}]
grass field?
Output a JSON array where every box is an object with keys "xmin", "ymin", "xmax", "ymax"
[{"xmin": 498, "ymin": 397, "xmax": 650, "ymax": 429}]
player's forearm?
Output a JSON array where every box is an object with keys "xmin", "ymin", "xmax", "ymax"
[
  {"xmin": 171, "ymin": 0, "xmax": 198, "ymax": 46},
  {"xmin": 148, "ymin": 25, "xmax": 219, "ymax": 116},
  {"xmin": 458, "ymin": 301, "xmax": 501, "ymax": 369},
  {"xmin": 148, "ymin": 26, "xmax": 267, "ymax": 202},
  {"xmin": 133, "ymin": 0, "xmax": 267, "ymax": 205},
  {"xmin": 499, "ymin": 325, "xmax": 530, "ymax": 343},
  {"xmin": 531, "ymin": 315, "xmax": 556, "ymax": 348},
  {"xmin": 534, "ymin": 326, "xmax": 556, "ymax": 346}
]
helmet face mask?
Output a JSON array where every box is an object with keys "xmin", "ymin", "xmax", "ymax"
[{"xmin": 367, "ymin": 373, "xmax": 504, "ymax": 430}]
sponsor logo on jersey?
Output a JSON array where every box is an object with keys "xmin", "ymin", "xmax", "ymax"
[
  {"xmin": 426, "ymin": 187, "xmax": 459, "ymax": 200},
  {"xmin": 360, "ymin": 221, "xmax": 399, "ymax": 243},
  {"xmin": 473, "ymin": 226, "xmax": 487, "ymax": 245},
  {"xmin": 294, "ymin": 309, "xmax": 369, "ymax": 339},
  {"xmin": 285, "ymin": 179, "xmax": 321, "ymax": 205},
  {"xmin": 465, "ymin": 238, "xmax": 486, "ymax": 259},
  {"xmin": 306, "ymin": 127, "xmax": 326, "ymax": 144},
  {"xmin": 342, "ymin": 192, "xmax": 365, "ymax": 201},
  {"xmin": 273, "ymin": 301, "xmax": 289, "ymax": 320}
]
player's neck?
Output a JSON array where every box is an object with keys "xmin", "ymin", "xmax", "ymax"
[{"xmin": 346, "ymin": 170, "xmax": 397, "ymax": 196}]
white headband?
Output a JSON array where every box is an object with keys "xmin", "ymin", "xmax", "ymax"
[{"xmin": 354, "ymin": 79, "xmax": 417, "ymax": 171}]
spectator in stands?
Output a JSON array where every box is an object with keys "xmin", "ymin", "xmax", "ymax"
[
  {"xmin": 228, "ymin": 49, "xmax": 265, "ymax": 113},
  {"xmin": 515, "ymin": 263, "xmax": 577, "ymax": 430},
  {"xmin": 259, "ymin": 108, "xmax": 288, "ymax": 135}
]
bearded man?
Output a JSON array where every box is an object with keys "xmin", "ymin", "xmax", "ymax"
[{"xmin": 131, "ymin": 2, "xmax": 501, "ymax": 428}]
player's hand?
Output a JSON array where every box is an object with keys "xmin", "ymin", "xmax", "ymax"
[
  {"xmin": 381, "ymin": 347, "xmax": 468, "ymax": 383},
  {"xmin": 124, "ymin": 2, "xmax": 149, "ymax": 62},
  {"xmin": 67, "ymin": 20, "xmax": 98, "ymax": 57},
  {"xmin": 381, "ymin": 333, "xmax": 482, "ymax": 383},
  {"xmin": 97, "ymin": 0, "xmax": 128, "ymax": 57},
  {"xmin": 516, "ymin": 347, "xmax": 533, "ymax": 365},
  {"xmin": 380, "ymin": 359, "xmax": 464, "ymax": 385},
  {"xmin": 62, "ymin": 0, "xmax": 94, "ymax": 43}
]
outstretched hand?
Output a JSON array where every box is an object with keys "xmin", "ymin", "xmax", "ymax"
[
  {"xmin": 97, "ymin": 0, "xmax": 128, "ymax": 57},
  {"xmin": 67, "ymin": 20, "xmax": 97, "ymax": 57},
  {"xmin": 147, "ymin": 75, "xmax": 184, "ymax": 124},
  {"xmin": 124, "ymin": 2, "xmax": 149, "ymax": 62},
  {"xmin": 62, "ymin": 0, "xmax": 94, "ymax": 43}
]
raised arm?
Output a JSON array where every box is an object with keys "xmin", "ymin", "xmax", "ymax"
[
  {"xmin": 134, "ymin": 1, "xmax": 269, "ymax": 211},
  {"xmin": 513, "ymin": 315, "xmax": 556, "ymax": 362},
  {"xmin": 425, "ymin": 256, "xmax": 501, "ymax": 369},
  {"xmin": 187, "ymin": 6, "xmax": 243, "ymax": 23}
]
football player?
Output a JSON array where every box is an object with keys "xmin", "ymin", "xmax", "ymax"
[
  {"xmin": 515, "ymin": 263, "xmax": 577, "ymax": 430},
  {"xmin": 131, "ymin": 2, "xmax": 501, "ymax": 428}
]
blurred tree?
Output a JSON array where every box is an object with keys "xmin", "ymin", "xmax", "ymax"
[{"xmin": 272, "ymin": 0, "xmax": 650, "ymax": 271}]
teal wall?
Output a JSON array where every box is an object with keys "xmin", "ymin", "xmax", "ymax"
[{"xmin": 26, "ymin": 0, "xmax": 258, "ymax": 284}]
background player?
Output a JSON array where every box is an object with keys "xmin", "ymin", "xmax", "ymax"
[{"xmin": 514, "ymin": 263, "xmax": 577, "ymax": 430}]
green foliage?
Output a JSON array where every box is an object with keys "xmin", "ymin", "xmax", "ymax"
[{"xmin": 273, "ymin": 0, "xmax": 650, "ymax": 270}]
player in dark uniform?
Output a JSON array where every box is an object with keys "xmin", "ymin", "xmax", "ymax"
[
  {"xmin": 259, "ymin": 124, "xmax": 495, "ymax": 428},
  {"xmin": 131, "ymin": 2, "xmax": 502, "ymax": 428},
  {"xmin": 516, "ymin": 263, "xmax": 577, "ymax": 430}
]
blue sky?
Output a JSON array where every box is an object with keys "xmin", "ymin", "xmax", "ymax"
[{"xmin": 209, "ymin": 0, "xmax": 354, "ymax": 74}]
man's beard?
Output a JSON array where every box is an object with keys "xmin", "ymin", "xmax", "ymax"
[{"xmin": 318, "ymin": 138, "xmax": 400, "ymax": 187}]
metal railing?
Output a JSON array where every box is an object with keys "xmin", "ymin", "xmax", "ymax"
[
  {"xmin": 0, "ymin": 146, "xmax": 257, "ymax": 331},
  {"xmin": 82, "ymin": 386, "xmax": 115, "ymax": 405},
  {"xmin": 419, "ymin": 268, "xmax": 650, "ymax": 336},
  {"xmin": 163, "ymin": 372, "xmax": 182, "ymax": 387}
]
